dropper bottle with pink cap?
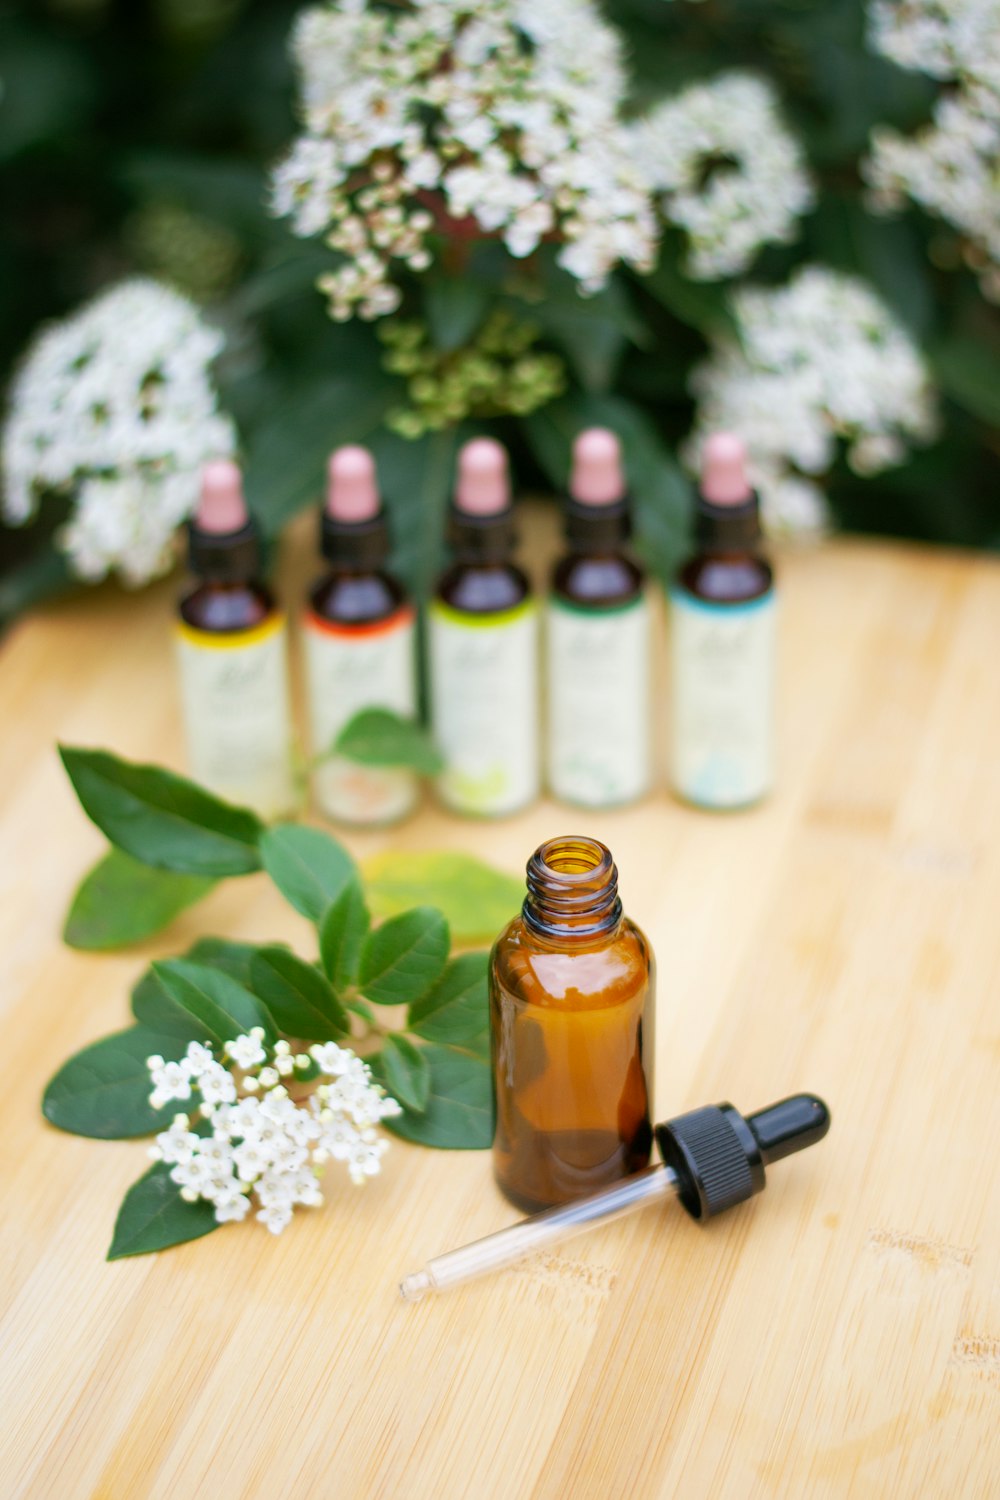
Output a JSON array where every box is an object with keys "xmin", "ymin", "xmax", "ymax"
[
  {"xmin": 671, "ymin": 433, "xmax": 776, "ymax": 808},
  {"xmin": 546, "ymin": 427, "xmax": 652, "ymax": 807},
  {"xmin": 302, "ymin": 445, "xmax": 418, "ymax": 826},
  {"xmin": 428, "ymin": 437, "xmax": 539, "ymax": 817},
  {"xmin": 176, "ymin": 459, "xmax": 294, "ymax": 818}
]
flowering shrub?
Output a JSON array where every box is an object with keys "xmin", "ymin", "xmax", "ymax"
[
  {"xmin": 630, "ymin": 72, "xmax": 815, "ymax": 281},
  {"xmin": 865, "ymin": 0, "xmax": 1000, "ymax": 300},
  {"xmin": 687, "ymin": 268, "xmax": 939, "ymax": 537},
  {"xmin": 3, "ymin": 0, "xmax": 1000, "ymax": 609},
  {"xmin": 271, "ymin": 0, "xmax": 656, "ymax": 320},
  {"xmin": 1, "ymin": 280, "xmax": 235, "ymax": 585}
]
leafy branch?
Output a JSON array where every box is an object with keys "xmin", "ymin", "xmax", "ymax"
[{"xmin": 45, "ymin": 745, "xmax": 522, "ymax": 1258}]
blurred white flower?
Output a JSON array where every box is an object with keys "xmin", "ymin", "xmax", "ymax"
[
  {"xmin": 865, "ymin": 1, "xmax": 1000, "ymax": 298},
  {"xmin": 687, "ymin": 266, "xmax": 938, "ymax": 537},
  {"xmin": 1, "ymin": 278, "xmax": 235, "ymax": 585},
  {"xmin": 869, "ymin": 0, "xmax": 1000, "ymax": 89},
  {"xmin": 630, "ymin": 72, "xmax": 814, "ymax": 279},
  {"xmin": 148, "ymin": 1033, "xmax": 402, "ymax": 1234},
  {"xmin": 271, "ymin": 0, "xmax": 656, "ymax": 320}
]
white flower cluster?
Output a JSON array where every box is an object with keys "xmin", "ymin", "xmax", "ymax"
[
  {"xmin": 865, "ymin": 1, "xmax": 1000, "ymax": 299},
  {"xmin": 271, "ymin": 0, "xmax": 656, "ymax": 320},
  {"xmin": 629, "ymin": 72, "xmax": 814, "ymax": 280},
  {"xmin": 148, "ymin": 1031, "xmax": 402, "ymax": 1235},
  {"xmin": 688, "ymin": 266, "xmax": 938, "ymax": 538},
  {"xmin": 1, "ymin": 279, "xmax": 235, "ymax": 585}
]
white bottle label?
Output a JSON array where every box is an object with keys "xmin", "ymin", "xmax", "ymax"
[
  {"xmin": 429, "ymin": 599, "xmax": 539, "ymax": 816},
  {"xmin": 546, "ymin": 594, "xmax": 651, "ymax": 806},
  {"xmin": 303, "ymin": 607, "xmax": 418, "ymax": 826},
  {"xmin": 670, "ymin": 590, "xmax": 776, "ymax": 807},
  {"xmin": 175, "ymin": 614, "xmax": 294, "ymax": 819}
]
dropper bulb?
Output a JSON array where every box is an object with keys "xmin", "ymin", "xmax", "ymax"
[{"xmin": 747, "ymin": 1094, "xmax": 830, "ymax": 1164}]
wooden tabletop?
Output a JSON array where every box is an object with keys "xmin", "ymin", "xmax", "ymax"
[{"xmin": 1, "ymin": 523, "xmax": 999, "ymax": 1499}]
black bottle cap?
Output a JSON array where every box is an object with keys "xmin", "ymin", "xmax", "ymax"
[
  {"xmin": 187, "ymin": 517, "xmax": 260, "ymax": 582},
  {"xmin": 320, "ymin": 509, "xmax": 390, "ymax": 569},
  {"xmin": 447, "ymin": 502, "xmax": 517, "ymax": 561},
  {"xmin": 564, "ymin": 494, "xmax": 632, "ymax": 550},
  {"xmin": 655, "ymin": 1093, "xmax": 830, "ymax": 1221},
  {"xmin": 695, "ymin": 490, "xmax": 763, "ymax": 552}
]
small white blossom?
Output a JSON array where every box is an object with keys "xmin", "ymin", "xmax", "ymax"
[
  {"xmin": 271, "ymin": 0, "xmax": 656, "ymax": 320},
  {"xmin": 226, "ymin": 1032, "xmax": 267, "ymax": 1070},
  {"xmin": 864, "ymin": 1, "xmax": 1000, "ymax": 298},
  {"xmin": 687, "ymin": 266, "xmax": 937, "ymax": 538},
  {"xmin": 145, "ymin": 1030, "xmax": 400, "ymax": 1235},
  {"xmin": 1, "ymin": 278, "xmax": 236, "ymax": 584},
  {"xmin": 630, "ymin": 72, "xmax": 814, "ymax": 279}
]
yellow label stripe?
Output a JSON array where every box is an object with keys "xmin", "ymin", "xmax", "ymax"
[{"xmin": 175, "ymin": 613, "xmax": 286, "ymax": 651}]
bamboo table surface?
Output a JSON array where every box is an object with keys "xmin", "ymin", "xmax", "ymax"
[{"xmin": 1, "ymin": 521, "xmax": 999, "ymax": 1500}]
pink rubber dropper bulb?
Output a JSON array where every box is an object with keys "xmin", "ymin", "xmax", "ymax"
[
  {"xmin": 700, "ymin": 432, "xmax": 752, "ymax": 506},
  {"xmin": 455, "ymin": 438, "xmax": 510, "ymax": 516},
  {"xmin": 326, "ymin": 445, "xmax": 380, "ymax": 523},
  {"xmin": 196, "ymin": 460, "xmax": 249, "ymax": 534},
  {"xmin": 570, "ymin": 428, "xmax": 625, "ymax": 506}
]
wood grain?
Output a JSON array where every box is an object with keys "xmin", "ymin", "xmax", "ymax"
[{"xmin": 1, "ymin": 522, "xmax": 998, "ymax": 1499}]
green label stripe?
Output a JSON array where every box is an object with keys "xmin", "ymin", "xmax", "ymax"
[
  {"xmin": 430, "ymin": 598, "xmax": 536, "ymax": 631},
  {"xmin": 548, "ymin": 592, "xmax": 648, "ymax": 619}
]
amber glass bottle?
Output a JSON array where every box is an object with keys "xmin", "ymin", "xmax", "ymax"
[
  {"xmin": 671, "ymin": 432, "xmax": 776, "ymax": 809},
  {"xmin": 489, "ymin": 836, "xmax": 655, "ymax": 1211},
  {"xmin": 429, "ymin": 438, "xmax": 539, "ymax": 817},
  {"xmin": 303, "ymin": 445, "xmax": 418, "ymax": 826},
  {"xmin": 176, "ymin": 460, "xmax": 294, "ymax": 817}
]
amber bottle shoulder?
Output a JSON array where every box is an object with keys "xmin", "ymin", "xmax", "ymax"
[
  {"xmin": 491, "ymin": 914, "xmax": 651, "ymax": 1011},
  {"xmin": 179, "ymin": 580, "xmax": 274, "ymax": 632},
  {"xmin": 677, "ymin": 552, "xmax": 773, "ymax": 605}
]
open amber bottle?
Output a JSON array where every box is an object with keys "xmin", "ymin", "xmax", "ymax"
[{"xmin": 489, "ymin": 836, "xmax": 655, "ymax": 1211}]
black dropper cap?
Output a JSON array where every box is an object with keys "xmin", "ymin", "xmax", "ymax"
[
  {"xmin": 695, "ymin": 432, "xmax": 762, "ymax": 553},
  {"xmin": 187, "ymin": 459, "xmax": 260, "ymax": 581},
  {"xmin": 447, "ymin": 438, "xmax": 517, "ymax": 561},
  {"xmin": 319, "ymin": 446, "xmax": 391, "ymax": 570},
  {"xmin": 564, "ymin": 428, "xmax": 632, "ymax": 550},
  {"xmin": 655, "ymin": 1093, "xmax": 830, "ymax": 1220}
]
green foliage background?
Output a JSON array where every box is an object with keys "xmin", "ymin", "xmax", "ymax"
[{"xmin": 2, "ymin": 0, "xmax": 999, "ymax": 622}]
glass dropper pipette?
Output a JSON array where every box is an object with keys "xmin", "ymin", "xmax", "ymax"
[{"xmin": 400, "ymin": 1092, "xmax": 830, "ymax": 1302}]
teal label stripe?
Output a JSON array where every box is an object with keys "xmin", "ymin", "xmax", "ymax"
[{"xmin": 670, "ymin": 589, "xmax": 776, "ymax": 617}]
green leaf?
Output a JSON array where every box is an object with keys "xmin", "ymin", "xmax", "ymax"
[
  {"xmin": 63, "ymin": 848, "xmax": 216, "ymax": 951},
  {"xmin": 249, "ymin": 946, "xmax": 348, "ymax": 1042},
  {"xmin": 408, "ymin": 953, "xmax": 490, "ymax": 1058},
  {"xmin": 182, "ymin": 937, "xmax": 261, "ymax": 989},
  {"xmin": 933, "ymin": 339, "xmax": 1000, "ymax": 427},
  {"xmin": 524, "ymin": 262, "xmax": 643, "ymax": 392},
  {"xmin": 107, "ymin": 1162, "xmax": 219, "ymax": 1260},
  {"xmin": 376, "ymin": 1044, "xmax": 492, "ymax": 1149},
  {"xmin": 369, "ymin": 427, "xmax": 459, "ymax": 600},
  {"xmin": 362, "ymin": 851, "xmax": 522, "ymax": 946},
  {"xmin": 133, "ymin": 960, "xmax": 275, "ymax": 1048},
  {"xmin": 258, "ymin": 823, "xmax": 356, "ymax": 921},
  {"xmin": 42, "ymin": 1027, "xmax": 188, "ymax": 1139},
  {"xmin": 638, "ymin": 242, "xmax": 737, "ymax": 337},
  {"xmin": 358, "ymin": 906, "xmax": 450, "ymax": 1006},
  {"xmin": 58, "ymin": 746, "xmax": 264, "ymax": 878},
  {"xmin": 318, "ymin": 880, "xmax": 370, "ymax": 989},
  {"xmin": 379, "ymin": 1034, "xmax": 431, "ymax": 1113},
  {"xmin": 424, "ymin": 277, "xmax": 492, "ymax": 352},
  {"xmin": 244, "ymin": 369, "xmax": 396, "ymax": 537},
  {"xmin": 334, "ymin": 708, "xmax": 443, "ymax": 774}
]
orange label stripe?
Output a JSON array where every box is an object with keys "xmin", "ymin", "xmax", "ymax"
[{"xmin": 303, "ymin": 606, "xmax": 415, "ymax": 641}]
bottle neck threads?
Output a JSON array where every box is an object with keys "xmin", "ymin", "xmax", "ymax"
[{"xmin": 523, "ymin": 836, "xmax": 622, "ymax": 939}]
